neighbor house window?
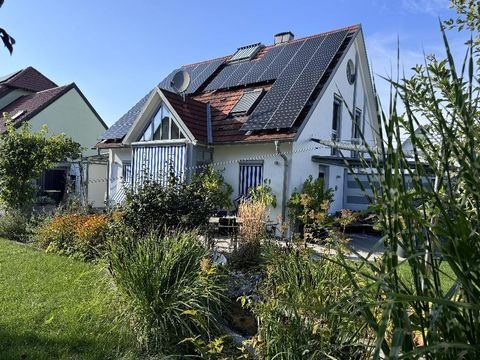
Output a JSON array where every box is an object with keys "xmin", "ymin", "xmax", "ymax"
[
  {"xmin": 140, "ymin": 102, "xmax": 186, "ymax": 141},
  {"xmin": 239, "ymin": 161, "xmax": 263, "ymax": 196},
  {"xmin": 331, "ymin": 95, "xmax": 342, "ymax": 156},
  {"xmin": 352, "ymin": 108, "xmax": 362, "ymax": 158}
]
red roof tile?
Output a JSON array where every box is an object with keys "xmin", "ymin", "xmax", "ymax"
[{"xmin": 0, "ymin": 85, "xmax": 71, "ymax": 132}]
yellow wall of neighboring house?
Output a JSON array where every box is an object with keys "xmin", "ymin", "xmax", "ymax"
[{"xmin": 28, "ymin": 87, "xmax": 106, "ymax": 157}]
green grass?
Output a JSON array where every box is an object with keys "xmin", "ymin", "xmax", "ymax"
[{"xmin": 0, "ymin": 238, "xmax": 136, "ymax": 360}]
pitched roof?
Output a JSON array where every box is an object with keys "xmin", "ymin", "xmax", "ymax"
[
  {"xmin": 0, "ymin": 66, "xmax": 58, "ymax": 94},
  {"xmin": 100, "ymin": 24, "xmax": 360, "ymax": 146},
  {"xmin": 0, "ymin": 85, "xmax": 72, "ymax": 132}
]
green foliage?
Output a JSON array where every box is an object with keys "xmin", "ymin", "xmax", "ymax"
[
  {"xmin": 251, "ymin": 245, "xmax": 372, "ymax": 359},
  {"xmin": 123, "ymin": 170, "xmax": 229, "ymax": 235},
  {"xmin": 341, "ymin": 14, "xmax": 480, "ymax": 358},
  {"xmin": 192, "ymin": 165, "xmax": 233, "ymax": 210},
  {"xmin": 249, "ymin": 178, "xmax": 277, "ymax": 208},
  {"xmin": 107, "ymin": 228, "xmax": 226, "ymax": 355},
  {"xmin": 0, "ymin": 116, "xmax": 80, "ymax": 212},
  {"xmin": 0, "ymin": 211, "xmax": 32, "ymax": 242},
  {"xmin": 287, "ymin": 176, "xmax": 334, "ymax": 239}
]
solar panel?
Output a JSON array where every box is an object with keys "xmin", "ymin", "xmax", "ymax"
[
  {"xmin": 264, "ymin": 30, "xmax": 348, "ymax": 129},
  {"xmin": 204, "ymin": 63, "xmax": 241, "ymax": 91},
  {"xmin": 242, "ymin": 30, "xmax": 349, "ymax": 131},
  {"xmin": 256, "ymin": 40, "xmax": 304, "ymax": 83},
  {"xmin": 158, "ymin": 58, "xmax": 224, "ymax": 94},
  {"xmin": 230, "ymin": 89, "xmax": 264, "ymax": 114},
  {"xmin": 219, "ymin": 61, "xmax": 255, "ymax": 89},
  {"xmin": 237, "ymin": 45, "xmax": 284, "ymax": 86}
]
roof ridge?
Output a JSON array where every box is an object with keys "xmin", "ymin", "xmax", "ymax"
[
  {"xmin": 180, "ymin": 24, "xmax": 360, "ymax": 68},
  {"xmin": 33, "ymin": 84, "xmax": 69, "ymax": 94}
]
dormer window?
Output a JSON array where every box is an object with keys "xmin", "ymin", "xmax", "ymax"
[
  {"xmin": 230, "ymin": 89, "xmax": 265, "ymax": 115},
  {"xmin": 140, "ymin": 102, "xmax": 185, "ymax": 141}
]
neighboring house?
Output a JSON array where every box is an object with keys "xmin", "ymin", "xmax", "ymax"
[
  {"xmin": 0, "ymin": 67, "xmax": 108, "ymax": 207},
  {"xmin": 98, "ymin": 24, "xmax": 378, "ymax": 220}
]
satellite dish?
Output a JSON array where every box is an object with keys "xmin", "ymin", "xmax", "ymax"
[{"xmin": 170, "ymin": 70, "xmax": 190, "ymax": 94}]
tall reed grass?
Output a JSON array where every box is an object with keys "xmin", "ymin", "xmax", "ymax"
[
  {"xmin": 108, "ymin": 228, "xmax": 225, "ymax": 355},
  {"xmin": 342, "ymin": 22, "xmax": 480, "ymax": 359}
]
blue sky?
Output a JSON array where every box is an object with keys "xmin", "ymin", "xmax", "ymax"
[{"xmin": 0, "ymin": 0, "xmax": 466, "ymax": 126}]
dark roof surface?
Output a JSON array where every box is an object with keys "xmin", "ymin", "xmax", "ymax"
[
  {"xmin": 1, "ymin": 67, "xmax": 58, "ymax": 92},
  {"xmin": 101, "ymin": 24, "xmax": 360, "ymax": 146}
]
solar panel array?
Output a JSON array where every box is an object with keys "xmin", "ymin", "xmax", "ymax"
[
  {"xmin": 158, "ymin": 58, "xmax": 225, "ymax": 94},
  {"xmin": 242, "ymin": 29, "xmax": 349, "ymax": 130}
]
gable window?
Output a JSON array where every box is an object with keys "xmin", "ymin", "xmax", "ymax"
[
  {"xmin": 331, "ymin": 95, "xmax": 342, "ymax": 156},
  {"xmin": 351, "ymin": 108, "xmax": 362, "ymax": 158},
  {"xmin": 122, "ymin": 161, "xmax": 132, "ymax": 186},
  {"xmin": 239, "ymin": 161, "xmax": 263, "ymax": 196},
  {"xmin": 140, "ymin": 102, "xmax": 186, "ymax": 141}
]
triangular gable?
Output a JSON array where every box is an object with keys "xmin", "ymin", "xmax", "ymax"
[{"xmin": 123, "ymin": 87, "xmax": 196, "ymax": 145}]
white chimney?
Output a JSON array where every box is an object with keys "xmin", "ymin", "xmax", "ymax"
[{"xmin": 274, "ymin": 31, "xmax": 294, "ymax": 45}]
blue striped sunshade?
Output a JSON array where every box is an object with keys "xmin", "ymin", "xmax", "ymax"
[
  {"xmin": 132, "ymin": 144, "xmax": 186, "ymax": 187},
  {"xmin": 239, "ymin": 162, "xmax": 263, "ymax": 196}
]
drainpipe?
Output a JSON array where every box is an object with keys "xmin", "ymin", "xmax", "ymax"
[
  {"xmin": 206, "ymin": 103, "xmax": 213, "ymax": 145},
  {"xmin": 275, "ymin": 140, "xmax": 288, "ymax": 224}
]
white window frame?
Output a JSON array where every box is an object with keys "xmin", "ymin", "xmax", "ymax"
[{"xmin": 331, "ymin": 95, "xmax": 342, "ymax": 156}]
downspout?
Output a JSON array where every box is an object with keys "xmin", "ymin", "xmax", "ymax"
[
  {"xmin": 275, "ymin": 140, "xmax": 288, "ymax": 224},
  {"xmin": 206, "ymin": 103, "xmax": 213, "ymax": 145}
]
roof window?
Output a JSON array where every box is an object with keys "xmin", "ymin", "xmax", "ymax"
[
  {"xmin": 229, "ymin": 43, "xmax": 263, "ymax": 63},
  {"xmin": 230, "ymin": 89, "xmax": 264, "ymax": 115}
]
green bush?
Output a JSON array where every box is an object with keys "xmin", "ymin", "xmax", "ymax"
[
  {"xmin": 251, "ymin": 245, "xmax": 372, "ymax": 359},
  {"xmin": 0, "ymin": 211, "xmax": 33, "ymax": 242},
  {"xmin": 108, "ymin": 228, "xmax": 226, "ymax": 355},
  {"xmin": 123, "ymin": 170, "xmax": 231, "ymax": 235}
]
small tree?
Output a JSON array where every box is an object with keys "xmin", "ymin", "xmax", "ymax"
[{"xmin": 0, "ymin": 115, "xmax": 81, "ymax": 212}]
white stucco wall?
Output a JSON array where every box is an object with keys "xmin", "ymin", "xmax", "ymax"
[
  {"xmin": 291, "ymin": 34, "xmax": 377, "ymax": 213},
  {"xmin": 86, "ymin": 162, "xmax": 108, "ymax": 208},
  {"xmin": 108, "ymin": 148, "xmax": 131, "ymax": 199},
  {"xmin": 28, "ymin": 88, "xmax": 107, "ymax": 157},
  {"xmin": 212, "ymin": 142, "xmax": 292, "ymax": 222}
]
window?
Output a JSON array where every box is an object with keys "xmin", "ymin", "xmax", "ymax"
[
  {"xmin": 230, "ymin": 89, "xmax": 264, "ymax": 115},
  {"xmin": 351, "ymin": 108, "xmax": 362, "ymax": 158},
  {"xmin": 318, "ymin": 165, "xmax": 329, "ymax": 190},
  {"xmin": 140, "ymin": 102, "xmax": 186, "ymax": 141},
  {"xmin": 239, "ymin": 161, "xmax": 263, "ymax": 196},
  {"xmin": 122, "ymin": 161, "xmax": 132, "ymax": 186},
  {"xmin": 331, "ymin": 96, "xmax": 342, "ymax": 156},
  {"xmin": 229, "ymin": 43, "xmax": 263, "ymax": 62}
]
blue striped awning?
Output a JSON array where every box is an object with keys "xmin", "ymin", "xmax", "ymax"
[
  {"xmin": 132, "ymin": 144, "xmax": 186, "ymax": 187},
  {"xmin": 239, "ymin": 162, "xmax": 263, "ymax": 196}
]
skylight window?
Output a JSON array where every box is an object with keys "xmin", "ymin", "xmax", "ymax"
[
  {"xmin": 230, "ymin": 89, "xmax": 265, "ymax": 115},
  {"xmin": 11, "ymin": 110, "xmax": 26, "ymax": 120},
  {"xmin": 229, "ymin": 43, "xmax": 263, "ymax": 63}
]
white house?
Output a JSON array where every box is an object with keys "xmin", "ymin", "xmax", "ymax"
[
  {"xmin": 0, "ymin": 67, "xmax": 108, "ymax": 207},
  {"xmin": 98, "ymin": 24, "xmax": 378, "ymax": 221}
]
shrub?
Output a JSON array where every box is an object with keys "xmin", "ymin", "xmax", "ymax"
[
  {"xmin": 107, "ymin": 228, "xmax": 225, "ymax": 355},
  {"xmin": 35, "ymin": 213, "xmax": 110, "ymax": 260},
  {"xmin": 288, "ymin": 176, "xmax": 334, "ymax": 241},
  {"xmin": 123, "ymin": 175, "xmax": 221, "ymax": 235},
  {"xmin": 0, "ymin": 211, "xmax": 33, "ymax": 242},
  {"xmin": 251, "ymin": 245, "xmax": 372, "ymax": 359},
  {"xmin": 192, "ymin": 165, "xmax": 233, "ymax": 211}
]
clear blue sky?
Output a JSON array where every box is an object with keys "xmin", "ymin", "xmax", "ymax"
[{"xmin": 0, "ymin": 0, "xmax": 465, "ymax": 126}]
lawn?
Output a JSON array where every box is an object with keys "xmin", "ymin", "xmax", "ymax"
[{"xmin": 0, "ymin": 238, "xmax": 136, "ymax": 360}]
